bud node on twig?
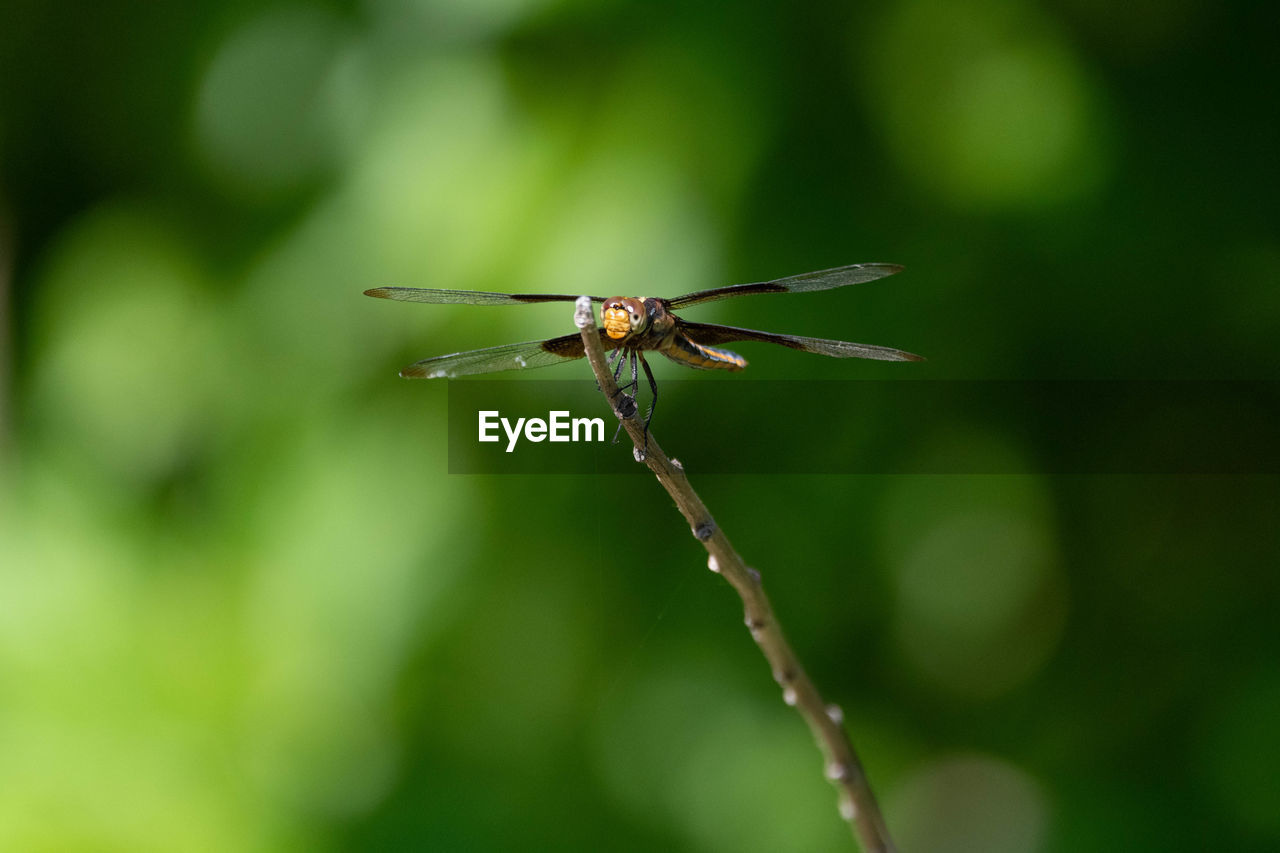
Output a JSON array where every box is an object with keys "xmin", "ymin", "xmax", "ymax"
[{"xmin": 839, "ymin": 793, "xmax": 858, "ymax": 821}]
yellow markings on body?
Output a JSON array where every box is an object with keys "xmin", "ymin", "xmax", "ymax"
[
  {"xmin": 666, "ymin": 338, "xmax": 747, "ymax": 371},
  {"xmin": 695, "ymin": 343, "xmax": 743, "ymax": 368},
  {"xmin": 602, "ymin": 306, "xmax": 630, "ymax": 339}
]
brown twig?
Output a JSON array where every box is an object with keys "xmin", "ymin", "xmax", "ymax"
[{"xmin": 573, "ymin": 298, "xmax": 896, "ymax": 852}]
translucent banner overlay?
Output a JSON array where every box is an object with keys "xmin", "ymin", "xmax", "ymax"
[{"xmin": 447, "ymin": 380, "xmax": 1280, "ymax": 475}]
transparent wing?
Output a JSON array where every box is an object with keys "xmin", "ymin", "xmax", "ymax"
[
  {"xmin": 399, "ymin": 332, "xmax": 618, "ymax": 378},
  {"xmin": 666, "ymin": 262, "xmax": 904, "ymax": 309},
  {"xmin": 679, "ymin": 321, "xmax": 923, "ymax": 362},
  {"xmin": 366, "ymin": 287, "xmax": 603, "ymax": 305}
]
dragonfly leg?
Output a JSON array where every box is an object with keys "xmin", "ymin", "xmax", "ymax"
[
  {"xmin": 639, "ymin": 352, "xmax": 657, "ymax": 451},
  {"xmin": 607, "ymin": 348, "xmax": 638, "ymax": 395},
  {"xmin": 613, "ymin": 347, "xmax": 638, "ymax": 394},
  {"xmin": 611, "ymin": 350, "xmax": 638, "ymax": 444},
  {"xmin": 597, "ymin": 349, "xmax": 617, "ymax": 394}
]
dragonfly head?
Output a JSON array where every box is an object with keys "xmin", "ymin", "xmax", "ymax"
[{"xmin": 601, "ymin": 297, "xmax": 648, "ymax": 340}]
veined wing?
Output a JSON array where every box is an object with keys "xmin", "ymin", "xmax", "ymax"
[
  {"xmin": 679, "ymin": 321, "xmax": 923, "ymax": 362},
  {"xmin": 666, "ymin": 263, "xmax": 903, "ymax": 309},
  {"xmin": 366, "ymin": 287, "xmax": 603, "ymax": 305},
  {"xmin": 400, "ymin": 331, "xmax": 618, "ymax": 378}
]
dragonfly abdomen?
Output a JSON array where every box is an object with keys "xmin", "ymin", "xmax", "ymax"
[{"xmin": 660, "ymin": 335, "xmax": 748, "ymax": 371}]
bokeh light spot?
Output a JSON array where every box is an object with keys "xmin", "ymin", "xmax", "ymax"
[
  {"xmin": 1198, "ymin": 668, "xmax": 1280, "ymax": 841},
  {"xmin": 28, "ymin": 205, "xmax": 222, "ymax": 487},
  {"xmin": 864, "ymin": 0, "xmax": 1109, "ymax": 210},
  {"xmin": 889, "ymin": 753, "xmax": 1049, "ymax": 853},
  {"xmin": 364, "ymin": 0, "xmax": 559, "ymax": 43},
  {"xmin": 881, "ymin": 469, "xmax": 1067, "ymax": 699},
  {"xmin": 193, "ymin": 6, "xmax": 363, "ymax": 196},
  {"xmin": 591, "ymin": 664, "xmax": 849, "ymax": 852},
  {"xmin": 523, "ymin": 153, "xmax": 719, "ymax": 303}
]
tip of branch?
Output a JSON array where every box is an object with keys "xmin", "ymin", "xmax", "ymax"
[{"xmin": 573, "ymin": 296, "xmax": 595, "ymax": 330}]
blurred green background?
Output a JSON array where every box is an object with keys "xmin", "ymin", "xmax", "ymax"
[{"xmin": 1, "ymin": 1, "xmax": 1277, "ymax": 850}]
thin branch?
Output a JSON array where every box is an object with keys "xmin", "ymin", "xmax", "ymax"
[{"xmin": 573, "ymin": 298, "xmax": 896, "ymax": 852}]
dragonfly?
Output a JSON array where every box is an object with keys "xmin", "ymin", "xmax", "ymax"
[{"xmin": 365, "ymin": 262, "xmax": 923, "ymax": 443}]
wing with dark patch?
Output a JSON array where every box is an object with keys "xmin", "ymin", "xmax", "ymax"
[
  {"xmin": 400, "ymin": 331, "xmax": 618, "ymax": 378},
  {"xmin": 679, "ymin": 322, "xmax": 924, "ymax": 362},
  {"xmin": 366, "ymin": 287, "xmax": 603, "ymax": 305},
  {"xmin": 665, "ymin": 263, "xmax": 904, "ymax": 309}
]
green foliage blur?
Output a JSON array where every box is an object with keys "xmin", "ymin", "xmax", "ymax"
[{"xmin": 1, "ymin": 1, "xmax": 1277, "ymax": 850}]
